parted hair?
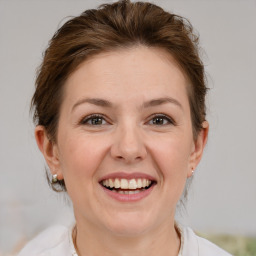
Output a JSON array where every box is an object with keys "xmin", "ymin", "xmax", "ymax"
[{"xmin": 32, "ymin": 0, "xmax": 207, "ymax": 192}]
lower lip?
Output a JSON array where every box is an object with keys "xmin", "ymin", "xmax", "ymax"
[{"xmin": 101, "ymin": 184, "xmax": 156, "ymax": 202}]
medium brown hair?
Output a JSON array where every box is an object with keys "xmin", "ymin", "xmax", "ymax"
[{"xmin": 32, "ymin": 0, "xmax": 207, "ymax": 191}]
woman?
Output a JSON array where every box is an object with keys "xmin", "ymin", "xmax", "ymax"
[{"xmin": 18, "ymin": 1, "xmax": 232, "ymax": 255}]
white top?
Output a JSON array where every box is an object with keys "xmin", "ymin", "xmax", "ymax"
[{"xmin": 17, "ymin": 224, "xmax": 232, "ymax": 256}]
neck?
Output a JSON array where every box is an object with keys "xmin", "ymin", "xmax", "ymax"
[{"xmin": 73, "ymin": 218, "xmax": 181, "ymax": 256}]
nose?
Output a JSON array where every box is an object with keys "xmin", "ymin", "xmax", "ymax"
[{"xmin": 110, "ymin": 123, "xmax": 147, "ymax": 164}]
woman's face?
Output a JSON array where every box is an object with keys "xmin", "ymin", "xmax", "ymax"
[{"xmin": 38, "ymin": 46, "xmax": 207, "ymax": 236}]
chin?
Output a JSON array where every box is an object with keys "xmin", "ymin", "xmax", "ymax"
[{"xmin": 102, "ymin": 212, "xmax": 155, "ymax": 237}]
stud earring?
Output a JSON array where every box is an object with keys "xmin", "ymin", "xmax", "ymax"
[
  {"xmin": 191, "ymin": 167, "xmax": 195, "ymax": 176},
  {"xmin": 52, "ymin": 174, "xmax": 58, "ymax": 183}
]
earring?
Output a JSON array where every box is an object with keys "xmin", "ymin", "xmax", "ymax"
[
  {"xmin": 52, "ymin": 174, "xmax": 58, "ymax": 183},
  {"xmin": 191, "ymin": 167, "xmax": 195, "ymax": 176}
]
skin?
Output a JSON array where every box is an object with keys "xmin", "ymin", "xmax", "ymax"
[{"xmin": 35, "ymin": 46, "xmax": 208, "ymax": 256}]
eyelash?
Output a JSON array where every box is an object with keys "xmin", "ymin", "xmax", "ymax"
[
  {"xmin": 79, "ymin": 113, "xmax": 175, "ymax": 126},
  {"xmin": 147, "ymin": 114, "xmax": 175, "ymax": 126},
  {"xmin": 80, "ymin": 114, "xmax": 108, "ymax": 126}
]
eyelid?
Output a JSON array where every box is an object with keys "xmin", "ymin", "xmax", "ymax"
[
  {"xmin": 146, "ymin": 113, "xmax": 176, "ymax": 125},
  {"xmin": 79, "ymin": 114, "xmax": 110, "ymax": 125},
  {"xmin": 78, "ymin": 113, "xmax": 175, "ymax": 126}
]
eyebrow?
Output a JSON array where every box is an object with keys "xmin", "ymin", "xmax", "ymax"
[
  {"xmin": 72, "ymin": 96, "xmax": 183, "ymax": 111},
  {"xmin": 143, "ymin": 97, "xmax": 183, "ymax": 110},
  {"xmin": 72, "ymin": 98, "xmax": 113, "ymax": 111}
]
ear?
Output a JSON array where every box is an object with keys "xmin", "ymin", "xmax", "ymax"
[
  {"xmin": 35, "ymin": 125, "xmax": 63, "ymax": 180},
  {"xmin": 187, "ymin": 121, "xmax": 209, "ymax": 178}
]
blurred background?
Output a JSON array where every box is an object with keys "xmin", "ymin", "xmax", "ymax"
[{"xmin": 0, "ymin": 0, "xmax": 255, "ymax": 255}]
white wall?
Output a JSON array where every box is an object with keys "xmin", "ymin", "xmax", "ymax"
[{"xmin": 0, "ymin": 0, "xmax": 255, "ymax": 254}]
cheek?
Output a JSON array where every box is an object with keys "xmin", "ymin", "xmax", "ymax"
[
  {"xmin": 58, "ymin": 133, "xmax": 108, "ymax": 183},
  {"xmin": 148, "ymin": 134, "xmax": 192, "ymax": 181},
  {"xmin": 145, "ymin": 134, "xmax": 193, "ymax": 214}
]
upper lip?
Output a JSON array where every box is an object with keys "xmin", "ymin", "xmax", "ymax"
[{"xmin": 99, "ymin": 172, "xmax": 156, "ymax": 183}]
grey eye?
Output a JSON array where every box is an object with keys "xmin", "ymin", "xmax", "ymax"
[
  {"xmin": 81, "ymin": 115, "xmax": 107, "ymax": 125},
  {"xmin": 152, "ymin": 117, "xmax": 168, "ymax": 125},
  {"xmin": 90, "ymin": 117, "xmax": 104, "ymax": 125},
  {"xmin": 148, "ymin": 115, "xmax": 173, "ymax": 125}
]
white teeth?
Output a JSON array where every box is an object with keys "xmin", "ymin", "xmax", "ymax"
[
  {"xmin": 114, "ymin": 189, "xmax": 144, "ymax": 194},
  {"xmin": 128, "ymin": 190, "xmax": 140, "ymax": 194},
  {"xmin": 109, "ymin": 179, "xmax": 114, "ymax": 188},
  {"xmin": 137, "ymin": 179, "xmax": 142, "ymax": 188},
  {"xmin": 120, "ymin": 179, "xmax": 129, "ymax": 189},
  {"xmin": 114, "ymin": 179, "xmax": 120, "ymax": 188},
  {"xmin": 129, "ymin": 179, "xmax": 137, "ymax": 189},
  {"xmin": 102, "ymin": 178, "xmax": 153, "ymax": 190},
  {"xmin": 116, "ymin": 190, "xmax": 141, "ymax": 194}
]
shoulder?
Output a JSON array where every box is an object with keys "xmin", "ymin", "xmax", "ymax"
[
  {"xmin": 17, "ymin": 225, "xmax": 72, "ymax": 256},
  {"xmin": 182, "ymin": 226, "xmax": 233, "ymax": 256}
]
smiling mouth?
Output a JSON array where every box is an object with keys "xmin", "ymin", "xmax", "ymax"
[{"xmin": 100, "ymin": 178, "xmax": 156, "ymax": 194}]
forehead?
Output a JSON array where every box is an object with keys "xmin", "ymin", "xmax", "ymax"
[{"xmin": 63, "ymin": 46, "xmax": 189, "ymax": 106}]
